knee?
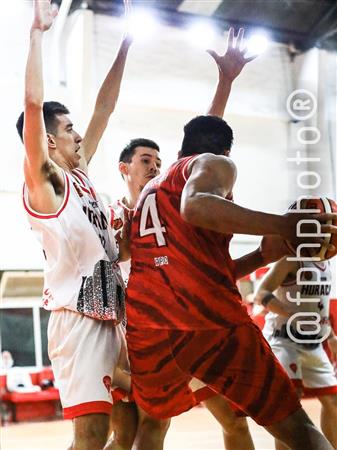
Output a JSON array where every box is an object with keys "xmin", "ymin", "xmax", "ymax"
[
  {"xmin": 73, "ymin": 416, "xmax": 110, "ymax": 450},
  {"xmin": 113, "ymin": 425, "xmax": 135, "ymax": 450},
  {"xmin": 139, "ymin": 415, "xmax": 171, "ymax": 436}
]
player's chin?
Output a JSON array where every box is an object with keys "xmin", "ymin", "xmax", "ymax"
[{"xmin": 72, "ymin": 158, "xmax": 81, "ymax": 169}]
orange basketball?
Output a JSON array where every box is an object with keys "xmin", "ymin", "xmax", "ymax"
[{"xmin": 287, "ymin": 197, "xmax": 337, "ymax": 260}]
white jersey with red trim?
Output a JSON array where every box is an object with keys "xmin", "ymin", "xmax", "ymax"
[
  {"xmin": 263, "ymin": 260, "xmax": 332, "ymax": 341},
  {"xmin": 23, "ymin": 168, "xmax": 119, "ymax": 311},
  {"xmin": 108, "ymin": 199, "xmax": 131, "ymax": 284}
]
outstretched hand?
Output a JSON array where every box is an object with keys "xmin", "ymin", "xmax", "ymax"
[
  {"xmin": 32, "ymin": 0, "xmax": 58, "ymax": 32},
  {"xmin": 207, "ymin": 28, "xmax": 257, "ymax": 82}
]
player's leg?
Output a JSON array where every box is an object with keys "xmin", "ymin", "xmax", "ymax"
[
  {"xmin": 134, "ymin": 406, "xmax": 170, "ymax": 450},
  {"xmin": 265, "ymin": 407, "xmax": 333, "ymax": 450},
  {"xmin": 49, "ymin": 311, "xmax": 127, "ymax": 450},
  {"xmin": 318, "ymin": 394, "xmax": 337, "ymax": 448},
  {"xmin": 104, "ymin": 401, "xmax": 138, "ymax": 450},
  {"xmin": 202, "ymin": 394, "xmax": 254, "ymax": 450},
  {"xmin": 269, "ymin": 340, "xmax": 303, "ymax": 450},
  {"xmin": 301, "ymin": 345, "xmax": 337, "ymax": 449},
  {"xmin": 71, "ymin": 414, "xmax": 110, "ymax": 450}
]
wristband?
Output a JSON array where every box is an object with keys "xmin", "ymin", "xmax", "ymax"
[{"xmin": 261, "ymin": 293, "xmax": 276, "ymax": 307}]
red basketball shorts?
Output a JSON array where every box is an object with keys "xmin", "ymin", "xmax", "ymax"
[{"xmin": 126, "ymin": 323, "xmax": 301, "ymax": 426}]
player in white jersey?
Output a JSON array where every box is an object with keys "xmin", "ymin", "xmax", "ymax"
[
  {"xmin": 16, "ymin": 1, "xmax": 137, "ymax": 449},
  {"xmin": 254, "ymin": 257, "xmax": 337, "ymax": 450}
]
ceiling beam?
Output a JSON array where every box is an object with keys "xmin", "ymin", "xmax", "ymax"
[{"xmin": 178, "ymin": 0, "xmax": 222, "ymax": 17}]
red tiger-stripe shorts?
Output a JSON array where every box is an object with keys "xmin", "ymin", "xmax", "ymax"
[{"xmin": 126, "ymin": 323, "xmax": 301, "ymax": 425}]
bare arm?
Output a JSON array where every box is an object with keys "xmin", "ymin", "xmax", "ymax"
[
  {"xmin": 181, "ymin": 154, "xmax": 288, "ymax": 236},
  {"xmin": 23, "ymin": 0, "xmax": 62, "ymax": 214},
  {"xmin": 81, "ymin": 35, "xmax": 132, "ymax": 168},
  {"xmin": 116, "ymin": 209, "xmax": 131, "ymax": 262},
  {"xmin": 207, "ymin": 28, "xmax": 256, "ymax": 117},
  {"xmin": 234, "ymin": 235, "xmax": 291, "ymax": 280},
  {"xmin": 253, "ymin": 257, "xmax": 299, "ymax": 317},
  {"xmin": 80, "ymin": 0, "xmax": 132, "ymax": 168}
]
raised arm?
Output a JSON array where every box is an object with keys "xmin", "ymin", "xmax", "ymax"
[
  {"xmin": 23, "ymin": 0, "xmax": 62, "ymax": 213},
  {"xmin": 80, "ymin": 0, "xmax": 133, "ymax": 169},
  {"xmin": 206, "ymin": 28, "xmax": 256, "ymax": 117}
]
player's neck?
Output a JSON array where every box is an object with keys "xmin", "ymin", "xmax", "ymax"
[
  {"xmin": 123, "ymin": 189, "xmax": 139, "ymax": 209},
  {"xmin": 124, "ymin": 185, "xmax": 140, "ymax": 209}
]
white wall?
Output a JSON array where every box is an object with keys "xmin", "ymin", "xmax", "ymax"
[{"xmin": 0, "ymin": 4, "xmax": 336, "ymax": 269}]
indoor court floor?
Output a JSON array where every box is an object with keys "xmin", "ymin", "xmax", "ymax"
[{"xmin": 1, "ymin": 399, "xmax": 322, "ymax": 450}]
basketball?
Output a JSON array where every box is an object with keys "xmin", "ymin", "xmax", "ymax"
[{"xmin": 286, "ymin": 197, "xmax": 337, "ymax": 260}]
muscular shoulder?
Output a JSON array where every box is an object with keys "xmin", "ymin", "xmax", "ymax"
[{"xmin": 188, "ymin": 153, "xmax": 236, "ymax": 179}]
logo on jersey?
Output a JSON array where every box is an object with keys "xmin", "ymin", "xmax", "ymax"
[
  {"xmin": 43, "ymin": 288, "xmax": 53, "ymax": 307},
  {"xmin": 113, "ymin": 218, "xmax": 123, "ymax": 231},
  {"xmin": 102, "ymin": 375, "xmax": 112, "ymax": 394},
  {"xmin": 301, "ymin": 284, "xmax": 331, "ymax": 296},
  {"xmin": 289, "ymin": 363, "xmax": 297, "ymax": 374},
  {"xmin": 154, "ymin": 256, "xmax": 169, "ymax": 267},
  {"xmin": 304, "ymin": 271, "xmax": 312, "ymax": 280}
]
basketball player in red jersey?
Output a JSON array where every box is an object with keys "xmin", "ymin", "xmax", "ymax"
[
  {"xmin": 111, "ymin": 28, "xmax": 258, "ymax": 450},
  {"xmin": 18, "ymin": 1, "xmax": 139, "ymax": 449},
  {"xmin": 126, "ymin": 114, "xmax": 337, "ymax": 450}
]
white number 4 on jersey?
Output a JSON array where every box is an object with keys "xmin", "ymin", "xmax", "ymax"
[{"xmin": 139, "ymin": 193, "xmax": 167, "ymax": 247}]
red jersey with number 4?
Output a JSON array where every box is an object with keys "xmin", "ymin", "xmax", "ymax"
[{"xmin": 127, "ymin": 156, "xmax": 251, "ymax": 330}]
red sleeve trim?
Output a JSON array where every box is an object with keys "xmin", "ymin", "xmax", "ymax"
[
  {"xmin": 63, "ymin": 400, "xmax": 112, "ymax": 419},
  {"xmin": 23, "ymin": 172, "xmax": 70, "ymax": 220},
  {"xmin": 303, "ymin": 385, "xmax": 337, "ymax": 398}
]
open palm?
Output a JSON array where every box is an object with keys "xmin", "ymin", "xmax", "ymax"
[{"xmin": 207, "ymin": 28, "xmax": 257, "ymax": 82}]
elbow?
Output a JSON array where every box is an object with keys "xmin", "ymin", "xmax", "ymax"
[
  {"xmin": 180, "ymin": 198, "xmax": 200, "ymax": 225},
  {"xmin": 24, "ymin": 97, "xmax": 43, "ymax": 111}
]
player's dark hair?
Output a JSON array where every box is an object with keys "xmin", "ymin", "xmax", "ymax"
[
  {"xmin": 16, "ymin": 101, "xmax": 70, "ymax": 143},
  {"xmin": 180, "ymin": 115, "xmax": 233, "ymax": 157},
  {"xmin": 119, "ymin": 138, "xmax": 160, "ymax": 163}
]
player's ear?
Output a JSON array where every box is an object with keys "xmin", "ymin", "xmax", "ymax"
[
  {"xmin": 119, "ymin": 161, "xmax": 128, "ymax": 177},
  {"xmin": 47, "ymin": 133, "xmax": 57, "ymax": 149}
]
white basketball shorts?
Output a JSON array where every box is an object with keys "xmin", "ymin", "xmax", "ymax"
[{"xmin": 48, "ymin": 308, "xmax": 128, "ymax": 419}]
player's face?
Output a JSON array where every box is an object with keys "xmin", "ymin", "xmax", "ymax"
[
  {"xmin": 52, "ymin": 115, "xmax": 82, "ymax": 168},
  {"xmin": 124, "ymin": 147, "xmax": 161, "ymax": 190}
]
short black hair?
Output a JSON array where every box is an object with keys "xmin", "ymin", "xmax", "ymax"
[
  {"xmin": 119, "ymin": 138, "xmax": 160, "ymax": 163},
  {"xmin": 16, "ymin": 101, "xmax": 70, "ymax": 143},
  {"xmin": 180, "ymin": 115, "xmax": 233, "ymax": 157}
]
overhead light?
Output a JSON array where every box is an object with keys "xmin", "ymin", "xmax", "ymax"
[
  {"xmin": 246, "ymin": 32, "xmax": 270, "ymax": 56},
  {"xmin": 187, "ymin": 21, "xmax": 217, "ymax": 50},
  {"xmin": 126, "ymin": 9, "xmax": 158, "ymax": 42}
]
